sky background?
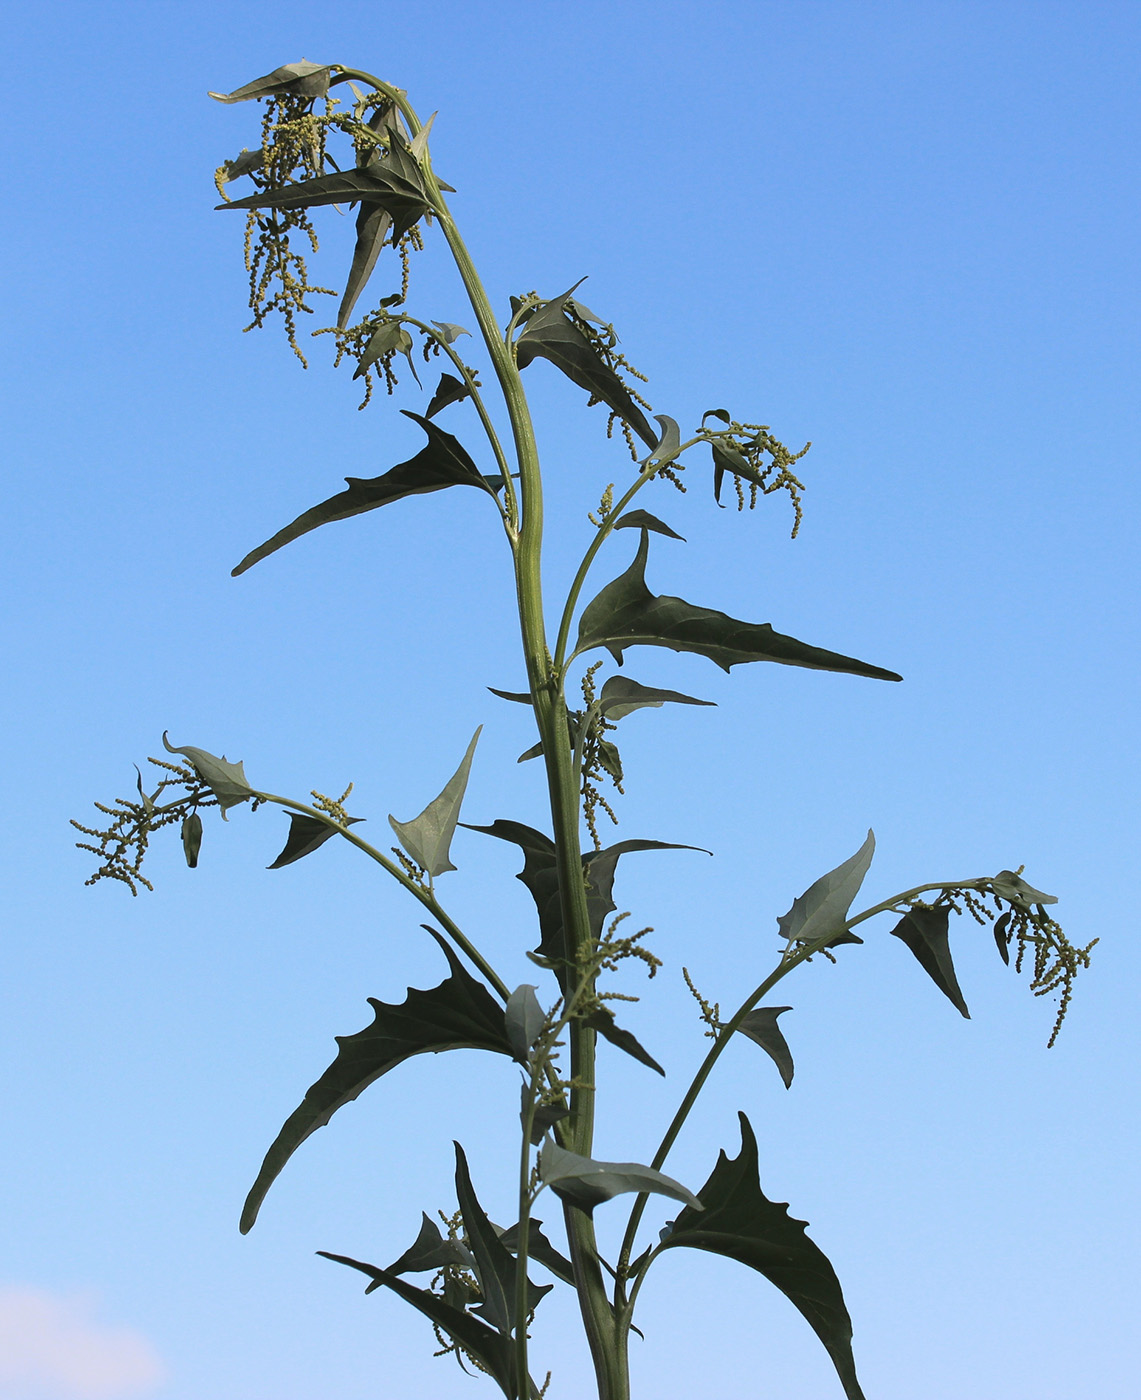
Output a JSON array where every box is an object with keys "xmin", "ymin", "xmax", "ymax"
[{"xmin": 3, "ymin": 2, "xmax": 1139, "ymax": 1398}]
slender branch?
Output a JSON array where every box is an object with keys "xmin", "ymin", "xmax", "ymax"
[{"xmin": 254, "ymin": 790, "xmax": 511, "ymax": 1001}]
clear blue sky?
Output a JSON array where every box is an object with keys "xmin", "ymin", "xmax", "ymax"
[{"xmin": 3, "ymin": 3, "xmax": 1138, "ymax": 1398}]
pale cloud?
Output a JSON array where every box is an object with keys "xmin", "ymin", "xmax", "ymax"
[{"xmin": 0, "ymin": 1288, "xmax": 165, "ymax": 1400}]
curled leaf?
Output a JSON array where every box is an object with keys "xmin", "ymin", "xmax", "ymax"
[
  {"xmin": 431, "ymin": 321, "xmax": 471, "ymax": 344},
  {"xmin": 180, "ymin": 813, "xmax": 203, "ymax": 869},
  {"xmin": 738, "ymin": 1006, "xmax": 794, "ymax": 1088},
  {"xmin": 614, "ymin": 510, "xmax": 685, "ymax": 541}
]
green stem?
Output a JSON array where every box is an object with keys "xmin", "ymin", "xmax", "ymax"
[
  {"xmin": 254, "ymin": 791, "xmax": 511, "ymax": 1001},
  {"xmin": 615, "ymin": 878, "xmax": 990, "ymax": 1284}
]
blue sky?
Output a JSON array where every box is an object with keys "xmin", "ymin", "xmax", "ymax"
[{"xmin": 3, "ymin": 2, "xmax": 1138, "ymax": 1398}]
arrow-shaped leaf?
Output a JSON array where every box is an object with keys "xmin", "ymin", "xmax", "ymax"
[
  {"xmin": 455, "ymin": 1143, "xmax": 551, "ymax": 1332},
  {"xmin": 209, "ymin": 59, "xmax": 332, "ymax": 104},
  {"xmin": 660, "ymin": 1113, "xmax": 866, "ymax": 1400},
  {"xmin": 777, "ymin": 832, "xmax": 875, "ymax": 950},
  {"xmin": 515, "ymin": 286, "xmax": 656, "ymax": 446},
  {"xmin": 389, "ymin": 728, "xmax": 480, "ymax": 878},
  {"xmin": 388, "ymin": 1212, "xmax": 474, "ymax": 1274},
  {"xmin": 162, "ymin": 734, "xmax": 253, "ymax": 817},
  {"xmin": 598, "ymin": 676, "xmax": 714, "ymax": 721},
  {"xmin": 318, "ymin": 1251, "xmax": 525, "ymax": 1399},
  {"xmin": 233, "ymin": 413, "xmax": 493, "ymax": 575},
  {"xmin": 575, "ymin": 532, "xmax": 902, "ymax": 681},
  {"xmin": 496, "ymin": 1217, "xmax": 575, "ymax": 1288},
  {"xmin": 613, "ymin": 510, "xmax": 685, "ymax": 541},
  {"xmin": 991, "ymin": 869, "xmax": 1058, "ymax": 909},
  {"xmin": 426, "ymin": 371, "xmax": 472, "ymax": 418},
  {"xmin": 218, "ymin": 161, "xmax": 431, "ymax": 245},
  {"xmin": 241, "ymin": 931, "xmax": 511, "ymax": 1232},
  {"xmin": 539, "ymin": 1141, "xmax": 701, "ymax": 1215},
  {"xmin": 889, "ymin": 905, "xmax": 970, "ymax": 1018},
  {"xmin": 738, "ymin": 1006, "xmax": 795, "ymax": 1088},
  {"xmin": 267, "ymin": 812, "xmax": 364, "ymax": 870},
  {"xmin": 583, "ymin": 1007, "xmax": 664, "ymax": 1076}
]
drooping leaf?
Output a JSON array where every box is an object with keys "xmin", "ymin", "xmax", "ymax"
[
  {"xmin": 337, "ymin": 201, "xmax": 392, "ymax": 330},
  {"xmin": 505, "ymin": 984, "xmax": 545, "ymax": 1063},
  {"xmin": 455, "ymin": 1143, "xmax": 552, "ymax": 1332},
  {"xmin": 426, "ymin": 371, "xmax": 472, "ymax": 418},
  {"xmin": 738, "ymin": 1007, "xmax": 795, "ymax": 1088},
  {"xmin": 389, "ymin": 728, "xmax": 481, "ymax": 878},
  {"xmin": 514, "ymin": 285, "xmax": 656, "ymax": 446},
  {"xmin": 267, "ymin": 812, "xmax": 363, "ymax": 870},
  {"xmin": 496, "ymin": 1217, "xmax": 575, "ymax": 1288},
  {"xmin": 180, "ymin": 812, "xmax": 203, "ymax": 868},
  {"xmin": 353, "ymin": 320, "xmax": 414, "ymax": 379},
  {"xmin": 162, "ymin": 734, "xmax": 253, "ymax": 817},
  {"xmin": 521, "ymin": 1087, "xmax": 570, "ymax": 1146},
  {"xmin": 209, "ymin": 59, "xmax": 332, "ymax": 104},
  {"xmin": 241, "ymin": 932, "xmax": 511, "ymax": 1233},
  {"xmin": 538, "ymin": 1141, "xmax": 701, "ymax": 1215},
  {"xmin": 318, "ymin": 1251, "xmax": 524, "ymax": 1399},
  {"xmin": 583, "ymin": 1008, "xmax": 664, "ymax": 1076},
  {"xmin": 598, "ymin": 676, "xmax": 714, "ymax": 722},
  {"xmin": 614, "ymin": 510, "xmax": 685, "ymax": 541},
  {"xmin": 776, "ymin": 831, "xmax": 875, "ymax": 950},
  {"xmin": 575, "ymin": 532, "xmax": 903, "ymax": 681},
  {"xmin": 233, "ymin": 413, "xmax": 493, "ymax": 575},
  {"xmin": 660, "ymin": 1113, "xmax": 865, "ymax": 1400},
  {"xmin": 993, "ymin": 910, "xmax": 1012, "ymax": 965},
  {"xmin": 388, "ymin": 1212, "xmax": 473, "ymax": 1275},
  {"xmin": 992, "ymin": 870, "xmax": 1058, "ymax": 909},
  {"xmin": 889, "ymin": 906, "xmax": 970, "ymax": 1018},
  {"xmin": 218, "ymin": 161, "xmax": 431, "ymax": 245}
]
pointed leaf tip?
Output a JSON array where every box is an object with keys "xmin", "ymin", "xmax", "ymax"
[
  {"xmin": 889, "ymin": 905, "xmax": 970, "ymax": 1018},
  {"xmin": 161, "ymin": 734, "xmax": 253, "ymax": 817},
  {"xmin": 538, "ymin": 1140, "xmax": 701, "ymax": 1214},
  {"xmin": 388, "ymin": 727, "xmax": 481, "ymax": 878},
  {"xmin": 505, "ymin": 985, "xmax": 545, "ymax": 1063},
  {"xmin": 777, "ymin": 832, "xmax": 875, "ymax": 950},
  {"xmin": 738, "ymin": 1006, "xmax": 795, "ymax": 1088}
]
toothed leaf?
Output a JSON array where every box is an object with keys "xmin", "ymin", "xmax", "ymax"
[
  {"xmin": 661, "ymin": 1113, "xmax": 866, "ymax": 1400},
  {"xmin": 241, "ymin": 931, "xmax": 511, "ymax": 1233},
  {"xmin": 161, "ymin": 734, "xmax": 253, "ymax": 816},
  {"xmin": 388, "ymin": 1212, "xmax": 473, "ymax": 1275},
  {"xmin": 575, "ymin": 533, "xmax": 902, "ymax": 681}
]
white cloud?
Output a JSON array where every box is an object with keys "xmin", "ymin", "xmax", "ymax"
[{"xmin": 0, "ymin": 1288, "xmax": 165, "ymax": 1400}]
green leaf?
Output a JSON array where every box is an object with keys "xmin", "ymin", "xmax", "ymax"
[
  {"xmin": 993, "ymin": 910, "xmax": 1012, "ymax": 965},
  {"xmin": 318, "ymin": 1251, "xmax": 524, "ymax": 1399},
  {"xmin": 217, "ymin": 147, "xmax": 265, "ymax": 184},
  {"xmin": 209, "ymin": 60, "xmax": 331, "ymax": 104},
  {"xmin": 645, "ymin": 414, "xmax": 683, "ymax": 467},
  {"xmin": 161, "ymin": 734, "xmax": 253, "ymax": 817},
  {"xmin": 583, "ymin": 1008, "xmax": 664, "ymax": 1076},
  {"xmin": 538, "ymin": 1141, "xmax": 701, "ymax": 1215},
  {"xmin": 267, "ymin": 812, "xmax": 363, "ymax": 870},
  {"xmin": 776, "ymin": 832, "xmax": 875, "ymax": 949},
  {"xmin": 388, "ymin": 1212, "xmax": 473, "ymax": 1274},
  {"xmin": 660, "ymin": 1113, "xmax": 865, "ymax": 1400},
  {"xmin": 180, "ymin": 812, "xmax": 202, "ymax": 868},
  {"xmin": 431, "ymin": 321, "xmax": 470, "ymax": 344},
  {"xmin": 521, "ymin": 1087, "xmax": 570, "ymax": 1146},
  {"xmin": 455, "ymin": 1142, "xmax": 552, "ymax": 1332},
  {"xmin": 496, "ymin": 1217, "xmax": 575, "ymax": 1288},
  {"xmin": 889, "ymin": 906, "xmax": 970, "ymax": 1018},
  {"xmin": 389, "ymin": 728, "xmax": 480, "ymax": 878},
  {"xmin": 218, "ymin": 161, "xmax": 431, "ymax": 246},
  {"xmin": 505, "ymin": 984, "xmax": 545, "ymax": 1063},
  {"xmin": 614, "ymin": 510, "xmax": 685, "ymax": 541},
  {"xmin": 488, "ymin": 687, "xmax": 531, "ymax": 705},
  {"xmin": 426, "ymin": 371, "xmax": 472, "ymax": 418},
  {"xmin": 738, "ymin": 1007, "xmax": 795, "ymax": 1088},
  {"xmin": 598, "ymin": 676, "xmax": 714, "ymax": 722},
  {"xmin": 240, "ymin": 930, "xmax": 512, "ymax": 1233},
  {"xmin": 514, "ymin": 285, "xmax": 657, "ymax": 446},
  {"xmin": 574, "ymin": 532, "xmax": 903, "ymax": 681},
  {"xmin": 232, "ymin": 413, "xmax": 493, "ymax": 575},
  {"xmin": 992, "ymin": 870, "xmax": 1058, "ymax": 909},
  {"xmin": 353, "ymin": 320, "xmax": 413, "ymax": 379}
]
